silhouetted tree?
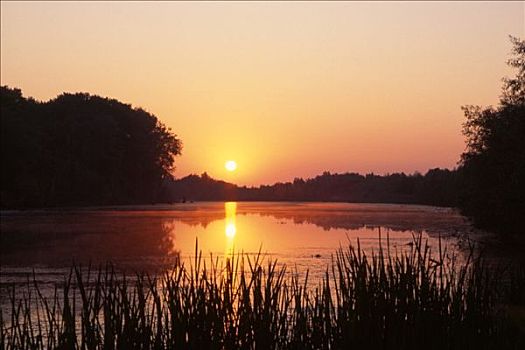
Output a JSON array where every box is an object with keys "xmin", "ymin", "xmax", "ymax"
[
  {"xmin": 459, "ymin": 36, "xmax": 525, "ymax": 237},
  {"xmin": 1, "ymin": 88, "xmax": 182, "ymax": 207}
]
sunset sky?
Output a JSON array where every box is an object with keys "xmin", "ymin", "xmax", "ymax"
[{"xmin": 1, "ymin": 1, "xmax": 523, "ymax": 186}]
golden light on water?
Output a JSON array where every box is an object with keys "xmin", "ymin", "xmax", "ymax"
[
  {"xmin": 225, "ymin": 223, "xmax": 236, "ymax": 238},
  {"xmin": 224, "ymin": 202, "xmax": 237, "ymax": 256},
  {"xmin": 225, "ymin": 160, "xmax": 237, "ymax": 172}
]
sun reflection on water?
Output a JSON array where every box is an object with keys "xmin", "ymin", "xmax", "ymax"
[
  {"xmin": 225, "ymin": 223, "xmax": 236, "ymax": 237},
  {"xmin": 224, "ymin": 202, "xmax": 237, "ymax": 257}
]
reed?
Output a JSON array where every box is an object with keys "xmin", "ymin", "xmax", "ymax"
[{"xmin": 1, "ymin": 237, "xmax": 524, "ymax": 349}]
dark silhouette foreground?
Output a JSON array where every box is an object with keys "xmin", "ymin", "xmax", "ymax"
[{"xmin": 2, "ymin": 239, "xmax": 524, "ymax": 349}]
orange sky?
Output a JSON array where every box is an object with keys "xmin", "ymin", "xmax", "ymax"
[{"xmin": 1, "ymin": 1, "xmax": 524, "ymax": 186}]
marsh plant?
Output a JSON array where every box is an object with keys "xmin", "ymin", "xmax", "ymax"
[{"xmin": 1, "ymin": 237, "xmax": 524, "ymax": 349}]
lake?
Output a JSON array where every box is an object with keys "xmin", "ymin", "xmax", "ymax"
[{"xmin": 0, "ymin": 202, "xmax": 473, "ymax": 302}]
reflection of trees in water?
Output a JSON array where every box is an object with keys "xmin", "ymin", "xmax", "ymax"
[
  {"xmin": 253, "ymin": 209, "xmax": 472, "ymax": 237},
  {"xmin": 148, "ymin": 207, "xmax": 471, "ymax": 236},
  {"xmin": 1, "ymin": 214, "xmax": 180, "ymax": 268},
  {"xmin": 173, "ymin": 213, "xmax": 224, "ymax": 228},
  {"xmin": 174, "ymin": 206, "xmax": 472, "ymax": 237}
]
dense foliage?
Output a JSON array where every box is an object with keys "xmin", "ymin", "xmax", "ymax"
[
  {"xmin": 1, "ymin": 87, "xmax": 181, "ymax": 207},
  {"xmin": 458, "ymin": 37, "xmax": 525, "ymax": 237},
  {"xmin": 167, "ymin": 169, "xmax": 460, "ymax": 206}
]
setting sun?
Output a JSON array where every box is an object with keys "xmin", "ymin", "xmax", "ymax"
[{"xmin": 225, "ymin": 160, "xmax": 237, "ymax": 172}]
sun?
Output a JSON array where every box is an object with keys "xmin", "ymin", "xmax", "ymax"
[{"xmin": 225, "ymin": 160, "xmax": 237, "ymax": 172}]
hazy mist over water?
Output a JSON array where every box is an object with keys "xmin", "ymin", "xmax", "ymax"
[{"xmin": 1, "ymin": 202, "xmax": 473, "ymax": 302}]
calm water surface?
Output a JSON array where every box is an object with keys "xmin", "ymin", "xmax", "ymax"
[{"xmin": 1, "ymin": 202, "xmax": 473, "ymax": 304}]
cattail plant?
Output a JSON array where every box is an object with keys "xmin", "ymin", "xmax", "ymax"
[{"xmin": 1, "ymin": 236, "xmax": 524, "ymax": 349}]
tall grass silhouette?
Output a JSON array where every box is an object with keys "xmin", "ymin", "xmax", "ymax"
[{"xmin": 1, "ymin": 237, "xmax": 524, "ymax": 349}]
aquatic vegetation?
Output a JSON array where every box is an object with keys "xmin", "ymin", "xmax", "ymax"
[{"xmin": 1, "ymin": 238, "xmax": 524, "ymax": 349}]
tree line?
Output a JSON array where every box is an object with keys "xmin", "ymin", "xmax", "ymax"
[
  {"xmin": 167, "ymin": 169, "xmax": 460, "ymax": 207},
  {"xmin": 1, "ymin": 88, "xmax": 181, "ymax": 207}
]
